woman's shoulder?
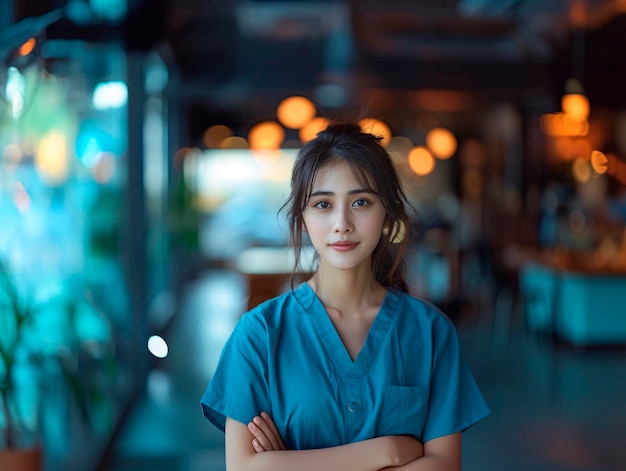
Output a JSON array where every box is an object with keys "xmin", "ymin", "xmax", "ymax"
[
  {"xmin": 389, "ymin": 289, "xmax": 456, "ymax": 332},
  {"xmin": 242, "ymin": 283, "xmax": 310, "ymax": 327}
]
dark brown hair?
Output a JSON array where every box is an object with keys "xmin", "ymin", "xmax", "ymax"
[{"xmin": 281, "ymin": 123, "xmax": 411, "ymax": 292}]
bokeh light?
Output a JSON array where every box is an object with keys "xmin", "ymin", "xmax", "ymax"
[
  {"xmin": 203, "ymin": 125, "xmax": 233, "ymax": 148},
  {"xmin": 562, "ymin": 93, "xmax": 590, "ymax": 122},
  {"xmin": 408, "ymin": 146, "xmax": 435, "ymax": 176},
  {"xmin": 276, "ymin": 96, "xmax": 316, "ymax": 129},
  {"xmin": 426, "ymin": 127, "xmax": 457, "ymax": 159},
  {"xmin": 299, "ymin": 117, "xmax": 329, "ymax": 143},
  {"xmin": 148, "ymin": 335, "xmax": 169, "ymax": 358},
  {"xmin": 359, "ymin": 118, "xmax": 392, "ymax": 147},
  {"xmin": 554, "ymin": 137, "xmax": 593, "ymax": 162},
  {"xmin": 35, "ymin": 133, "xmax": 70, "ymax": 185},
  {"xmin": 541, "ymin": 112, "xmax": 588, "ymax": 137},
  {"xmin": 590, "ymin": 150, "xmax": 608, "ymax": 174},
  {"xmin": 18, "ymin": 38, "xmax": 36, "ymax": 56},
  {"xmin": 6, "ymin": 67, "xmax": 25, "ymax": 118},
  {"xmin": 572, "ymin": 158, "xmax": 591, "ymax": 183},
  {"xmin": 248, "ymin": 121, "xmax": 285, "ymax": 150},
  {"xmin": 76, "ymin": 125, "xmax": 115, "ymax": 168},
  {"xmin": 92, "ymin": 81, "xmax": 128, "ymax": 110},
  {"xmin": 220, "ymin": 136, "xmax": 248, "ymax": 149}
]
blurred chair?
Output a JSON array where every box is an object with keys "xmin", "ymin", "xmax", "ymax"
[{"xmin": 519, "ymin": 262, "xmax": 557, "ymax": 338}]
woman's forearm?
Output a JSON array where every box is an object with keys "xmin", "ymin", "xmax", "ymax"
[
  {"xmin": 236, "ymin": 438, "xmax": 398, "ymax": 471},
  {"xmin": 378, "ymin": 455, "xmax": 458, "ymax": 471},
  {"xmin": 226, "ymin": 418, "xmax": 421, "ymax": 471},
  {"xmin": 378, "ymin": 433, "xmax": 461, "ymax": 471}
]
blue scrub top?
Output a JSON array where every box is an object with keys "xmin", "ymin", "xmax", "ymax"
[{"xmin": 201, "ymin": 283, "xmax": 490, "ymax": 449}]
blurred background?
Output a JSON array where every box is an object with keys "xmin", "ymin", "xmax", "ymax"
[{"xmin": 1, "ymin": 0, "xmax": 626, "ymax": 470}]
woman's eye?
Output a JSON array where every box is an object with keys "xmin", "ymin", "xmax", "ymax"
[
  {"xmin": 314, "ymin": 201, "xmax": 330, "ymax": 209},
  {"xmin": 353, "ymin": 199, "xmax": 369, "ymax": 207}
]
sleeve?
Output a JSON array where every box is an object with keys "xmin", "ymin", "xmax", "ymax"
[
  {"xmin": 421, "ymin": 317, "xmax": 491, "ymax": 442},
  {"xmin": 200, "ymin": 312, "xmax": 271, "ymax": 432}
]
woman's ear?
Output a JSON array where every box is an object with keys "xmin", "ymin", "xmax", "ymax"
[{"xmin": 301, "ymin": 221, "xmax": 308, "ymax": 232}]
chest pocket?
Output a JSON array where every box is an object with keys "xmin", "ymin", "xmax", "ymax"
[{"xmin": 378, "ymin": 384, "xmax": 430, "ymax": 440}]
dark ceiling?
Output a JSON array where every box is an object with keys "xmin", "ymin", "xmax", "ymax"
[
  {"xmin": 6, "ymin": 0, "xmax": 626, "ymax": 137},
  {"xmin": 162, "ymin": 0, "xmax": 626, "ymax": 139},
  {"xmin": 154, "ymin": 0, "xmax": 626, "ymax": 125},
  {"xmin": 155, "ymin": 1, "xmax": 626, "ymax": 91}
]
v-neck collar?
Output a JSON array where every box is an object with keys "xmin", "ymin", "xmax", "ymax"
[{"xmin": 295, "ymin": 282, "xmax": 400, "ymax": 374}]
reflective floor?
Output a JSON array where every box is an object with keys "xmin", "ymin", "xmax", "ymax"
[{"xmin": 102, "ymin": 269, "xmax": 626, "ymax": 471}]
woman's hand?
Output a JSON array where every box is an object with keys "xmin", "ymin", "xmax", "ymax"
[{"xmin": 247, "ymin": 411, "xmax": 286, "ymax": 453}]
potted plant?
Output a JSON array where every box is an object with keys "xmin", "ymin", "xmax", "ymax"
[{"xmin": 0, "ymin": 261, "xmax": 114, "ymax": 471}]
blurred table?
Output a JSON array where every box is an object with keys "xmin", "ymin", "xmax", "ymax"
[
  {"xmin": 234, "ymin": 246, "xmax": 315, "ymax": 310},
  {"xmin": 520, "ymin": 251, "xmax": 626, "ymax": 346}
]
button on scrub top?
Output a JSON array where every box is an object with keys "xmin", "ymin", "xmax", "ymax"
[{"xmin": 201, "ymin": 283, "xmax": 490, "ymax": 450}]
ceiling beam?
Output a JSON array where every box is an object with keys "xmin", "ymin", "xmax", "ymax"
[{"xmin": 0, "ymin": 8, "xmax": 63, "ymax": 58}]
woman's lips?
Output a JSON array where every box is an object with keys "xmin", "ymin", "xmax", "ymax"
[{"xmin": 330, "ymin": 241, "xmax": 358, "ymax": 252}]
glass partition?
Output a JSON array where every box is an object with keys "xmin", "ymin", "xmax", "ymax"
[{"xmin": 0, "ymin": 40, "xmax": 135, "ymax": 470}]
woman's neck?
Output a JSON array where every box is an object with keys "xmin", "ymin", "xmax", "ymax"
[{"xmin": 308, "ymin": 265, "xmax": 386, "ymax": 317}]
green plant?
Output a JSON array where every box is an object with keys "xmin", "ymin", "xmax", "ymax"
[
  {"xmin": 169, "ymin": 172, "xmax": 200, "ymax": 251},
  {"xmin": 0, "ymin": 261, "xmax": 114, "ymax": 452},
  {"xmin": 0, "ymin": 261, "xmax": 36, "ymax": 449}
]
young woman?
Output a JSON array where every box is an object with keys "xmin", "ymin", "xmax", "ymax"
[{"xmin": 201, "ymin": 123, "xmax": 490, "ymax": 470}]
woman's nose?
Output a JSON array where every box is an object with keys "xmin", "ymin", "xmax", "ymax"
[{"xmin": 333, "ymin": 208, "xmax": 353, "ymax": 233}]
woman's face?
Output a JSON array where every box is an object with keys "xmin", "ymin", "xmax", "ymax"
[{"xmin": 302, "ymin": 160, "xmax": 387, "ymax": 273}]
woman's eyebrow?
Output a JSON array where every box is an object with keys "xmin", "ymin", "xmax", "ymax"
[
  {"xmin": 310, "ymin": 188, "xmax": 377, "ymax": 197},
  {"xmin": 349, "ymin": 188, "xmax": 379, "ymax": 195}
]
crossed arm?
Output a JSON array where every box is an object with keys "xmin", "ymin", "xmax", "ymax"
[{"xmin": 224, "ymin": 413, "xmax": 461, "ymax": 471}]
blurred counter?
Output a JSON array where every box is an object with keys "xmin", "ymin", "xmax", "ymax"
[
  {"xmin": 234, "ymin": 246, "xmax": 316, "ymax": 310},
  {"xmin": 519, "ymin": 245, "xmax": 626, "ymax": 346}
]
